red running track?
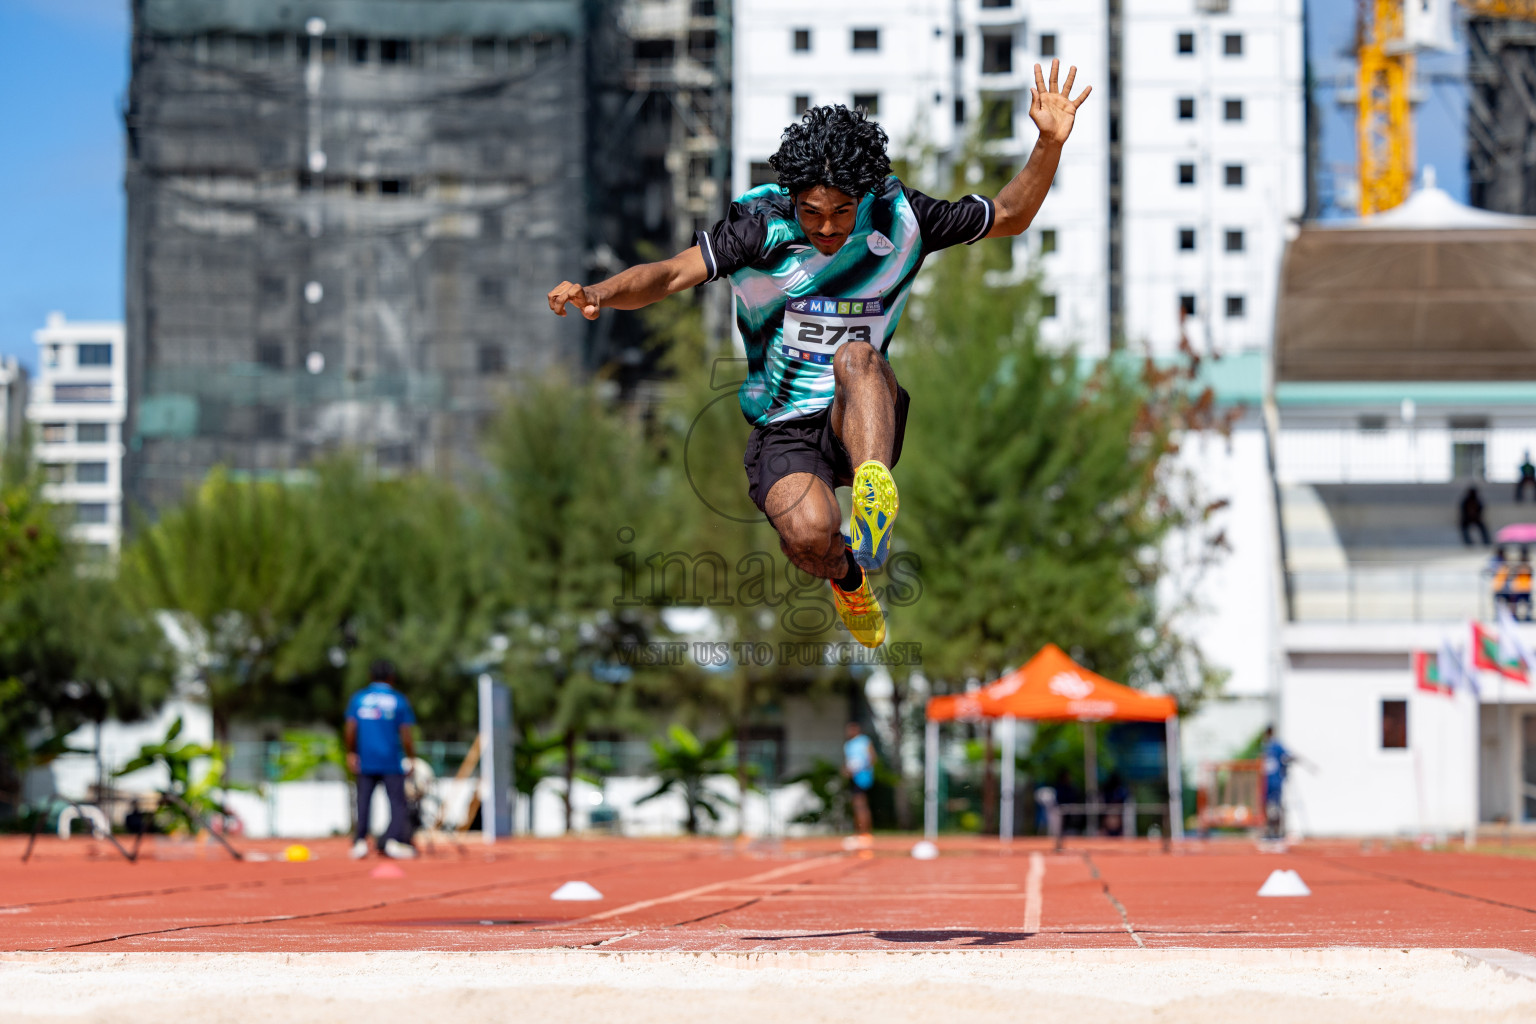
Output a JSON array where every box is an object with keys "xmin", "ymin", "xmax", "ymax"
[{"xmin": 3, "ymin": 835, "xmax": 1534, "ymax": 953}]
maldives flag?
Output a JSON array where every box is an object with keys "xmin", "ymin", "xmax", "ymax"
[
  {"xmin": 1413, "ymin": 651, "xmax": 1453, "ymax": 696},
  {"xmin": 1472, "ymin": 621, "xmax": 1528, "ymax": 682}
]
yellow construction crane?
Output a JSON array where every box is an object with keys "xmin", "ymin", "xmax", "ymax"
[
  {"xmin": 1358, "ymin": 0, "xmax": 1536, "ymax": 215},
  {"xmin": 1357, "ymin": 0, "xmax": 1413, "ymax": 215},
  {"xmin": 1462, "ymin": 1, "xmax": 1536, "ymax": 17}
]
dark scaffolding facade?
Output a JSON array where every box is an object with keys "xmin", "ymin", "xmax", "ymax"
[
  {"xmin": 1468, "ymin": 15, "xmax": 1536, "ymax": 214},
  {"xmin": 124, "ymin": 0, "xmax": 593, "ymax": 510}
]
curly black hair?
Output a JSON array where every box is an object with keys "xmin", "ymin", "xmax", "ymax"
[{"xmin": 769, "ymin": 104, "xmax": 891, "ymax": 198}]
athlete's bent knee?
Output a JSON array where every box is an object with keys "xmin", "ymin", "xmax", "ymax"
[
  {"xmin": 778, "ymin": 518, "xmax": 841, "ymax": 570},
  {"xmin": 833, "ymin": 341, "xmax": 880, "ymax": 378}
]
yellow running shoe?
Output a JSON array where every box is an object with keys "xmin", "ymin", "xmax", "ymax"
[
  {"xmin": 831, "ymin": 573, "xmax": 887, "ymax": 649},
  {"xmin": 849, "ymin": 460, "xmax": 899, "ymax": 571}
]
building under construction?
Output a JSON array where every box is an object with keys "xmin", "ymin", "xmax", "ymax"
[
  {"xmin": 1467, "ymin": 3, "xmax": 1536, "ymax": 213},
  {"xmin": 124, "ymin": 0, "xmax": 728, "ymax": 510}
]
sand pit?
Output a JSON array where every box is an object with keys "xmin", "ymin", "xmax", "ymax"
[{"xmin": 5, "ymin": 948, "xmax": 1536, "ymax": 1024}]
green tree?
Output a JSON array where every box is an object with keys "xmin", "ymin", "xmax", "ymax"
[
  {"xmin": 120, "ymin": 460, "xmax": 497, "ymax": 745},
  {"xmin": 635, "ymin": 724, "xmax": 741, "ymax": 834},
  {"xmin": 892, "ymin": 230, "xmax": 1219, "ymax": 700},
  {"xmin": 0, "ymin": 443, "xmax": 173, "ymax": 814},
  {"xmin": 480, "ymin": 370, "xmax": 659, "ymax": 831}
]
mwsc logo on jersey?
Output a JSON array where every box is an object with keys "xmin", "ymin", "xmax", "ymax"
[{"xmin": 866, "ymin": 230, "xmax": 895, "ymax": 255}]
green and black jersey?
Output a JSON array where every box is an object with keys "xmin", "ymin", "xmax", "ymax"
[{"xmin": 697, "ymin": 175, "xmax": 995, "ymax": 427}]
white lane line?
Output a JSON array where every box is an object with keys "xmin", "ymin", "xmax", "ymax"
[
  {"xmin": 555, "ymin": 854, "xmax": 847, "ymax": 926},
  {"xmin": 1024, "ymin": 852, "xmax": 1045, "ymax": 933}
]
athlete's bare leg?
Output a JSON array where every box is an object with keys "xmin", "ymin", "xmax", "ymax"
[
  {"xmin": 829, "ymin": 341, "xmax": 898, "ymax": 467},
  {"xmin": 764, "ymin": 473, "xmax": 847, "ymax": 579}
]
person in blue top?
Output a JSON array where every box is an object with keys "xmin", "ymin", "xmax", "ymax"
[
  {"xmin": 1261, "ymin": 726, "xmax": 1299, "ymax": 840},
  {"xmin": 345, "ymin": 659, "xmax": 418, "ymax": 860},
  {"xmin": 548, "ymin": 61, "xmax": 1090, "ymax": 651},
  {"xmin": 843, "ymin": 721, "xmax": 876, "ymax": 843}
]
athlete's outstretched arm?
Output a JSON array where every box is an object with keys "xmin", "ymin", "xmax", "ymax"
[
  {"xmin": 987, "ymin": 59, "xmax": 1092, "ymax": 238},
  {"xmin": 547, "ymin": 246, "xmax": 708, "ymax": 320}
]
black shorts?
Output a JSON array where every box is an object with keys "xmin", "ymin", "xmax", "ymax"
[{"xmin": 744, "ymin": 387, "xmax": 910, "ymax": 515}]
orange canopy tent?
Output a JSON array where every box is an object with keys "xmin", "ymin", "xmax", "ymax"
[
  {"xmin": 921, "ymin": 645, "xmax": 1183, "ymax": 841},
  {"xmin": 926, "ymin": 644, "xmax": 1176, "ymax": 723}
]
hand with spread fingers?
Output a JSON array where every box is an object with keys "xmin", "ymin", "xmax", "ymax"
[{"xmin": 1030, "ymin": 58, "xmax": 1092, "ymax": 147}]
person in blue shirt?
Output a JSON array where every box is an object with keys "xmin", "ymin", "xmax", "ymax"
[
  {"xmin": 843, "ymin": 721, "xmax": 876, "ymax": 843},
  {"xmin": 345, "ymin": 660, "xmax": 418, "ymax": 859},
  {"xmin": 1261, "ymin": 726, "xmax": 1296, "ymax": 840}
]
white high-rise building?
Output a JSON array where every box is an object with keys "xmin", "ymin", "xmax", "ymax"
[
  {"xmin": 27, "ymin": 313, "xmax": 128, "ymax": 558},
  {"xmin": 1120, "ymin": 0, "xmax": 1306, "ymax": 356},
  {"xmin": 732, "ymin": 0, "xmax": 1302, "ymax": 359},
  {"xmin": 0, "ymin": 356, "xmax": 27, "ymax": 451}
]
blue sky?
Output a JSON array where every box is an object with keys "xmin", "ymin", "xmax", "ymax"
[
  {"xmin": 0, "ymin": 0, "xmax": 128, "ymax": 369},
  {"xmin": 0, "ymin": 1, "xmax": 1475, "ymax": 369}
]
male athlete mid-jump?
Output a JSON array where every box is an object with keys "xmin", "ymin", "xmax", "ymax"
[{"xmin": 549, "ymin": 61, "xmax": 1090, "ymax": 648}]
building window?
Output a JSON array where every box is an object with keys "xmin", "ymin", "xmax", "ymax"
[
  {"xmin": 1039, "ymin": 33, "xmax": 1056, "ymax": 58},
  {"xmin": 1381, "ymin": 699, "xmax": 1408, "ymax": 749},
  {"xmin": 259, "ymin": 273, "xmax": 286, "ymax": 300},
  {"xmin": 1358, "ymin": 415, "xmax": 1387, "ymax": 432},
  {"xmin": 379, "ymin": 39, "xmax": 410, "ymax": 64},
  {"xmin": 982, "ymin": 33, "xmax": 1013, "ymax": 74},
  {"xmin": 1177, "ymin": 31, "xmax": 1195, "ymax": 55},
  {"xmin": 794, "ymin": 94, "xmax": 811, "ymax": 117},
  {"xmin": 1453, "ymin": 441, "xmax": 1487, "ymax": 479},
  {"xmin": 471, "ymin": 37, "xmax": 496, "ymax": 66},
  {"xmin": 77, "ymin": 343, "xmax": 112, "ymax": 367},
  {"xmin": 350, "ymin": 37, "xmax": 369, "ymax": 63},
  {"xmin": 1224, "ymin": 33, "xmax": 1243, "ymax": 56},
  {"xmin": 980, "ymin": 96, "xmax": 1014, "ymax": 139},
  {"xmin": 954, "ymin": 32, "xmax": 965, "ymax": 59},
  {"xmin": 478, "ymin": 343, "xmax": 506, "ymax": 375},
  {"xmin": 853, "ymin": 92, "xmax": 880, "ymax": 115},
  {"xmin": 257, "ymin": 341, "xmax": 285, "ymax": 369},
  {"xmin": 793, "ymin": 28, "xmax": 811, "ymax": 52},
  {"xmin": 41, "ymin": 423, "xmax": 67, "ymax": 443},
  {"xmin": 43, "ymin": 464, "xmax": 65, "ymax": 484},
  {"xmin": 1041, "ymin": 294, "xmax": 1057, "ymax": 318},
  {"xmin": 748, "ymin": 161, "xmax": 776, "ymax": 187},
  {"xmin": 1040, "ymin": 229, "xmax": 1057, "ymax": 254},
  {"xmin": 75, "ymin": 503, "xmax": 108, "ymax": 525},
  {"xmin": 1225, "ymin": 163, "xmax": 1245, "ymax": 187},
  {"xmin": 1178, "ymin": 162, "xmax": 1196, "ymax": 185},
  {"xmin": 75, "ymin": 462, "xmax": 108, "ymax": 484},
  {"xmin": 1179, "ymin": 294, "xmax": 1197, "ymax": 317},
  {"xmin": 52, "ymin": 384, "xmax": 112, "ymax": 403},
  {"xmin": 379, "ymin": 178, "xmax": 409, "ymax": 196},
  {"xmin": 981, "ymin": 0, "xmax": 1013, "ymax": 6},
  {"xmin": 45, "ymin": 345, "xmax": 59, "ymax": 368},
  {"xmin": 851, "ymin": 29, "xmax": 879, "ymax": 52},
  {"xmin": 954, "ymin": 97, "xmax": 966, "ymax": 124},
  {"xmin": 1178, "ymin": 227, "xmax": 1196, "ymax": 251},
  {"xmin": 76, "ymin": 423, "xmax": 107, "ymax": 443},
  {"xmin": 256, "ymin": 408, "xmax": 283, "ymax": 439},
  {"xmin": 478, "ymin": 277, "xmax": 505, "ymax": 306},
  {"xmin": 1225, "ymin": 294, "xmax": 1246, "ymax": 318},
  {"xmin": 1225, "ymin": 98, "xmax": 1244, "ymax": 121},
  {"xmin": 1225, "ymin": 229, "xmax": 1245, "ymax": 252},
  {"xmin": 1177, "ymin": 97, "xmax": 1195, "ymax": 120}
]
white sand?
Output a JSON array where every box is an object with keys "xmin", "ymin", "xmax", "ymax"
[{"xmin": 5, "ymin": 948, "xmax": 1536, "ymax": 1024}]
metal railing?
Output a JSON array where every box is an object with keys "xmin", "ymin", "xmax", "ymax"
[{"xmin": 1287, "ymin": 566, "xmax": 1494, "ymax": 622}]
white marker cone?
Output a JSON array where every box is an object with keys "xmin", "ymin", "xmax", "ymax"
[
  {"xmin": 911, "ymin": 840, "xmax": 939, "ymax": 860},
  {"xmin": 1257, "ymin": 868, "xmax": 1311, "ymax": 897},
  {"xmin": 551, "ymin": 880, "xmax": 604, "ymax": 901}
]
